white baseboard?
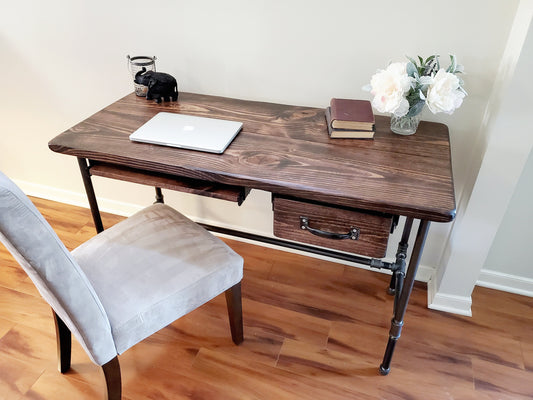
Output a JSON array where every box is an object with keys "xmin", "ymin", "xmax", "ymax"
[
  {"xmin": 427, "ymin": 275, "xmax": 473, "ymax": 316},
  {"xmin": 426, "ymin": 269, "xmax": 533, "ymax": 317},
  {"xmin": 15, "ymin": 179, "xmax": 142, "ymax": 217},
  {"xmin": 17, "ymin": 179, "xmax": 435, "ymax": 282},
  {"xmin": 477, "ymin": 269, "xmax": 533, "ymax": 297}
]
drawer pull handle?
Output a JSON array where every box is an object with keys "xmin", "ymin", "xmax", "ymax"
[{"xmin": 299, "ymin": 216, "xmax": 360, "ymax": 240}]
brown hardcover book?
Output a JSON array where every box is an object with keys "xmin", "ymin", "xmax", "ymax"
[
  {"xmin": 330, "ymin": 98, "xmax": 375, "ymax": 130},
  {"xmin": 325, "ymin": 107, "xmax": 374, "ymax": 139}
]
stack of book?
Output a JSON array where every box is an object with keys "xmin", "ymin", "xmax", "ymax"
[{"xmin": 325, "ymin": 98, "xmax": 375, "ymax": 139}]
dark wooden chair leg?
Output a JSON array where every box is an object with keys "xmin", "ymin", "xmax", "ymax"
[
  {"xmin": 225, "ymin": 282, "xmax": 244, "ymax": 345},
  {"xmin": 53, "ymin": 311, "xmax": 71, "ymax": 373},
  {"xmin": 102, "ymin": 356, "xmax": 121, "ymax": 400}
]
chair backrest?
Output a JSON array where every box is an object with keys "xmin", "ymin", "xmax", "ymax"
[{"xmin": 0, "ymin": 171, "xmax": 117, "ymax": 365}]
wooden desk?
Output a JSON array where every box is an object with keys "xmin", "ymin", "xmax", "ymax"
[{"xmin": 49, "ymin": 92, "xmax": 456, "ymax": 374}]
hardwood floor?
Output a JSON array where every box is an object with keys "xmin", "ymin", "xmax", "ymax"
[{"xmin": 0, "ymin": 197, "xmax": 532, "ymax": 399}]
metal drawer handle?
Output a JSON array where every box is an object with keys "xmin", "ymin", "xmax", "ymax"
[{"xmin": 299, "ymin": 216, "xmax": 360, "ymax": 240}]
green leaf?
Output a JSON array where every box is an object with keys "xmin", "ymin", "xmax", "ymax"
[
  {"xmin": 406, "ymin": 56, "xmax": 418, "ymax": 67},
  {"xmin": 406, "ymin": 100, "xmax": 425, "ymax": 117},
  {"xmin": 447, "ymin": 54, "xmax": 457, "ymax": 73},
  {"xmin": 406, "ymin": 90, "xmax": 420, "ymax": 103},
  {"xmin": 406, "ymin": 61, "xmax": 417, "ymax": 77}
]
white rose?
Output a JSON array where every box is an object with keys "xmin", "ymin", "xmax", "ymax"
[
  {"xmin": 426, "ymin": 69, "xmax": 466, "ymax": 114},
  {"xmin": 369, "ymin": 62, "xmax": 413, "ymax": 117}
]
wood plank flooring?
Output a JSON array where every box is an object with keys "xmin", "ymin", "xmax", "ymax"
[{"xmin": 0, "ymin": 197, "xmax": 532, "ymax": 399}]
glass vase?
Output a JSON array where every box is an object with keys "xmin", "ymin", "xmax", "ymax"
[
  {"xmin": 390, "ymin": 114, "xmax": 420, "ymax": 135},
  {"xmin": 127, "ymin": 55, "xmax": 157, "ymax": 97}
]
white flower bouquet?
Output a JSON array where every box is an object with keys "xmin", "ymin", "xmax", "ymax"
[{"xmin": 364, "ymin": 55, "xmax": 466, "ymax": 134}]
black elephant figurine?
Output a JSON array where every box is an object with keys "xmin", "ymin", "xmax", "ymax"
[{"xmin": 134, "ymin": 67, "xmax": 178, "ymax": 103}]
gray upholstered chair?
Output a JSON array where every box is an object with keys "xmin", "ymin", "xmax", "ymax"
[{"xmin": 0, "ymin": 171, "xmax": 244, "ymax": 399}]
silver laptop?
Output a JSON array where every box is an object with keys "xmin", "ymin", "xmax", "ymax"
[{"xmin": 129, "ymin": 112, "xmax": 243, "ymax": 154}]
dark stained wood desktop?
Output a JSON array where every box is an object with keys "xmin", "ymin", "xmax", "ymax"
[{"xmin": 48, "ymin": 92, "xmax": 456, "ymax": 222}]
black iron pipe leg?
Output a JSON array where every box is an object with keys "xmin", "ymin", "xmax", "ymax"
[
  {"xmin": 77, "ymin": 158, "xmax": 104, "ymax": 233},
  {"xmin": 387, "ymin": 274, "xmax": 396, "ymax": 295},
  {"xmin": 392, "ymin": 266, "xmax": 406, "ymax": 315},
  {"xmin": 388, "ymin": 217, "xmax": 414, "ymax": 295},
  {"xmin": 379, "ymin": 219, "xmax": 430, "ymax": 375},
  {"xmin": 154, "ymin": 187, "xmax": 164, "ymax": 203}
]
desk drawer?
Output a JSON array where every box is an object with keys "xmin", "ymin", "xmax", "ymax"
[
  {"xmin": 89, "ymin": 162, "xmax": 249, "ymax": 205},
  {"xmin": 273, "ymin": 196, "xmax": 392, "ymax": 258}
]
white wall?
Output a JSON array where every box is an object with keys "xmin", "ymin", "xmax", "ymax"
[
  {"xmin": 485, "ymin": 147, "xmax": 533, "ymax": 279},
  {"xmin": 1, "ymin": 1, "xmax": 527, "ymax": 309},
  {"xmin": 428, "ymin": 3, "xmax": 533, "ymax": 315},
  {"xmin": 484, "ymin": 145, "xmax": 533, "ymax": 280},
  {"xmin": 479, "ymin": 147, "xmax": 533, "ymax": 293}
]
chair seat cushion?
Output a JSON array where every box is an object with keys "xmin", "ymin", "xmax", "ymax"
[{"xmin": 72, "ymin": 203, "xmax": 243, "ymax": 354}]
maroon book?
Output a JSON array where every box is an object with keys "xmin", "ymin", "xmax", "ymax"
[
  {"xmin": 325, "ymin": 107, "xmax": 374, "ymax": 139},
  {"xmin": 330, "ymin": 98, "xmax": 375, "ymax": 130}
]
